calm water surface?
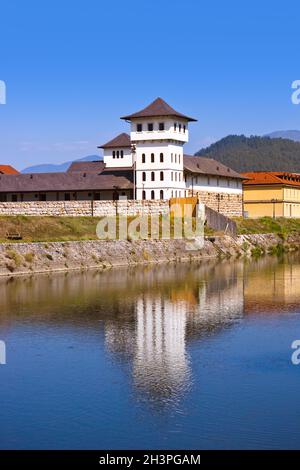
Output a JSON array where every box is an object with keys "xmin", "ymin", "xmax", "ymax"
[{"xmin": 1, "ymin": 255, "xmax": 300, "ymax": 449}]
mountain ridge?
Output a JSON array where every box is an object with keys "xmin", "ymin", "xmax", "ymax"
[
  {"xmin": 195, "ymin": 134, "xmax": 300, "ymax": 173},
  {"xmin": 21, "ymin": 155, "xmax": 102, "ymax": 174}
]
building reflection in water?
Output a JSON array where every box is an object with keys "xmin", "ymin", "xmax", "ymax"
[
  {"xmin": 1, "ymin": 254, "xmax": 300, "ymax": 407},
  {"xmin": 104, "ymin": 261, "xmax": 245, "ymax": 404}
]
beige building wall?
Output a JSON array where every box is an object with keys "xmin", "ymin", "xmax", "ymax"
[{"xmin": 243, "ymin": 185, "xmax": 286, "ymax": 218}]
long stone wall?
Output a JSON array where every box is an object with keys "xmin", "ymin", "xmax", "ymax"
[
  {"xmin": 0, "ymin": 200, "xmax": 170, "ymax": 217},
  {"xmin": 0, "ymin": 192, "xmax": 242, "ymax": 218}
]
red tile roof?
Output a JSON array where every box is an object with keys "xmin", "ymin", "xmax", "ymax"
[
  {"xmin": 98, "ymin": 133, "xmax": 131, "ymax": 149},
  {"xmin": 242, "ymin": 171, "xmax": 300, "ymax": 186},
  {"xmin": 121, "ymin": 97, "xmax": 197, "ymax": 122},
  {"xmin": 0, "ymin": 165, "xmax": 19, "ymax": 175}
]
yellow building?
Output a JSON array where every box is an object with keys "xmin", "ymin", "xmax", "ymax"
[{"xmin": 242, "ymin": 172, "xmax": 300, "ymax": 218}]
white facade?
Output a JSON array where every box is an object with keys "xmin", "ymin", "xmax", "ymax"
[
  {"xmin": 101, "ymin": 98, "xmax": 243, "ymax": 201},
  {"xmin": 103, "ymin": 147, "xmax": 133, "ymax": 168},
  {"xmin": 185, "ymin": 174, "xmax": 243, "ymax": 194}
]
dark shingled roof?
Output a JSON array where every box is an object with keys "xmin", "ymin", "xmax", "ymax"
[
  {"xmin": 67, "ymin": 161, "xmax": 105, "ymax": 173},
  {"xmin": 183, "ymin": 155, "xmax": 244, "ymax": 179},
  {"xmin": 0, "ymin": 172, "xmax": 133, "ymax": 192},
  {"xmin": 98, "ymin": 133, "xmax": 131, "ymax": 149},
  {"xmin": 121, "ymin": 97, "xmax": 197, "ymax": 122}
]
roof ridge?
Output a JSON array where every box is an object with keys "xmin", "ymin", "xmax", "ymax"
[{"xmin": 121, "ymin": 97, "xmax": 197, "ymax": 122}]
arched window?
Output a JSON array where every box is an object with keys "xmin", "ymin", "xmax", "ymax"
[
  {"xmin": 151, "ymin": 153, "xmax": 155, "ymax": 163},
  {"xmin": 175, "ymin": 172, "xmax": 177, "ymax": 182},
  {"xmin": 160, "ymin": 171, "xmax": 164, "ymax": 181},
  {"xmin": 151, "ymin": 190, "xmax": 155, "ymax": 200},
  {"xmin": 142, "ymin": 172, "xmax": 146, "ymax": 182},
  {"xmin": 113, "ymin": 151, "xmax": 116, "ymax": 158},
  {"xmin": 117, "ymin": 150, "xmax": 120, "ymax": 158},
  {"xmin": 160, "ymin": 190, "xmax": 164, "ymax": 200},
  {"xmin": 142, "ymin": 190, "xmax": 146, "ymax": 200},
  {"xmin": 160, "ymin": 153, "xmax": 164, "ymax": 162},
  {"xmin": 171, "ymin": 153, "xmax": 173, "ymax": 163},
  {"xmin": 171, "ymin": 172, "xmax": 173, "ymax": 181},
  {"xmin": 183, "ymin": 125, "xmax": 186, "ymax": 133},
  {"xmin": 142, "ymin": 153, "xmax": 146, "ymax": 163},
  {"xmin": 151, "ymin": 171, "xmax": 155, "ymax": 181},
  {"xmin": 121, "ymin": 150, "xmax": 124, "ymax": 158},
  {"xmin": 179, "ymin": 173, "xmax": 181, "ymax": 182},
  {"xmin": 179, "ymin": 124, "xmax": 181, "ymax": 132},
  {"xmin": 178, "ymin": 154, "xmax": 180, "ymax": 164},
  {"xmin": 175, "ymin": 154, "xmax": 177, "ymax": 163},
  {"xmin": 174, "ymin": 123, "xmax": 177, "ymax": 131}
]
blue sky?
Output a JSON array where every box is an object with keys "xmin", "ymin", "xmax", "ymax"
[{"xmin": 0, "ymin": 0, "xmax": 300, "ymax": 170}]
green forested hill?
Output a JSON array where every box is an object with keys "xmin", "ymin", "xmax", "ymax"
[{"xmin": 195, "ymin": 135, "xmax": 300, "ymax": 173}]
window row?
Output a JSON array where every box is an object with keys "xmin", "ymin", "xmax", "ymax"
[
  {"xmin": 112, "ymin": 150, "xmax": 124, "ymax": 159},
  {"xmin": 142, "ymin": 171, "xmax": 165, "ymax": 182},
  {"xmin": 171, "ymin": 190, "xmax": 183, "ymax": 198},
  {"xmin": 187, "ymin": 175, "xmax": 241, "ymax": 188},
  {"xmin": 136, "ymin": 122, "xmax": 186, "ymax": 133},
  {"xmin": 171, "ymin": 153, "xmax": 181, "ymax": 164},
  {"xmin": 173, "ymin": 123, "xmax": 186, "ymax": 133},
  {"xmin": 142, "ymin": 190, "xmax": 165, "ymax": 200},
  {"xmin": 137, "ymin": 122, "xmax": 165, "ymax": 132},
  {"xmin": 141, "ymin": 153, "xmax": 164, "ymax": 163},
  {"xmin": 171, "ymin": 172, "xmax": 182, "ymax": 182},
  {"xmin": 140, "ymin": 153, "xmax": 181, "ymax": 164}
]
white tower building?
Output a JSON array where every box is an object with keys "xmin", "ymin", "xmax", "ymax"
[{"xmin": 121, "ymin": 97, "xmax": 197, "ymax": 200}]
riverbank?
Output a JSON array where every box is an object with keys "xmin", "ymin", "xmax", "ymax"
[{"xmin": 0, "ymin": 232, "xmax": 299, "ymax": 277}]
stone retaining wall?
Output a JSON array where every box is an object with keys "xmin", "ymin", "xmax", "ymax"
[{"xmin": 0, "ymin": 233, "xmax": 298, "ymax": 277}]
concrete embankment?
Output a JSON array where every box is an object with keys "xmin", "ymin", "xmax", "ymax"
[{"xmin": 0, "ymin": 233, "xmax": 299, "ymax": 277}]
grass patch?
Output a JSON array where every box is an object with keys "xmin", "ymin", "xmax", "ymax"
[
  {"xmin": 0, "ymin": 215, "xmax": 207, "ymax": 243},
  {"xmin": 235, "ymin": 217, "xmax": 300, "ymax": 236}
]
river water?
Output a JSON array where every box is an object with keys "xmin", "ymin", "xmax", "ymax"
[{"xmin": 1, "ymin": 254, "xmax": 300, "ymax": 449}]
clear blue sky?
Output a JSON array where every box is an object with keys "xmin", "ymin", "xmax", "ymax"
[{"xmin": 1, "ymin": 0, "xmax": 300, "ymax": 170}]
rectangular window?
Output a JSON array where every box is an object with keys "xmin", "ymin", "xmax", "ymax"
[
  {"xmin": 39, "ymin": 194, "xmax": 46, "ymax": 201},
  {"xmin": 147, "ymin": 123, "xmax": 153, "ymax": 131},
  {"xmin": 12, "ymin": 194, "xmax": 18, "ymax": 202},
  {"xmin": 174, "ymin": 123, "xmax": 177, "ymax": 131},
  {"xmin": 64, "ymin": 193, "xmax": 71, "ymax": 201},
  {"xmin": 159, "ymin": 122, "xmax": 164, "ymax": 131},
  {"xmin": 137, "ymin": 123, "xmax": 143, "ymax": 132}
]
